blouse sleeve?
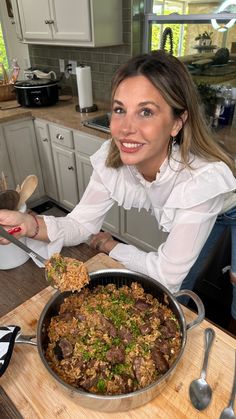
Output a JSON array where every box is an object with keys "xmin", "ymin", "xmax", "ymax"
[
  {"xmin": 26, "ymin": 170, "xmax": 115, "ymax": 264},
  {"xmin": 110, "ymin": 194, "xmax": 225, "ymax": 293}
]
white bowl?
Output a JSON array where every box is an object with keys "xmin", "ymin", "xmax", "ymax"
[{"xmin": 0, "ymin": 204, "xmax": 30, "ymax": 270}]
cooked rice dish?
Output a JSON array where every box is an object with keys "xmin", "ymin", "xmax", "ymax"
[
  {"xmin": 45, "ymin": 282, "xmax": 182, "ymax": 395},
  {"xmin": 45, "ymin": 253, "xmax": 89, "ymax": 292}
]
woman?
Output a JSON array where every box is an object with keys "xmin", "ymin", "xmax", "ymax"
[{"xmin": 0, "ymin": 51, "xmax": 236, "ymax": 327}]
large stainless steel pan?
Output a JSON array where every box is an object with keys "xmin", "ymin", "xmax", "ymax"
[{"xmin": 15, "ymin": 269, "xmax": 205, "ymax": 412}]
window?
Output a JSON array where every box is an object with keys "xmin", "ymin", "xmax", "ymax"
[
  {"xmin": 144, "ymin": 0, "xmax": 236, "ymax": 57},
  {"xmin": 151, "ymin": 1, "xmax": 187, "ymax": 55},
  {"xmin": 0, "ymin": 22, "xmax": 9, "ymax": 72}
]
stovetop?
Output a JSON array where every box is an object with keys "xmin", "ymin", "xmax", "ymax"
[{"xmin": 82, "ymin": 113, "xmax": 110, "ymax": 133}]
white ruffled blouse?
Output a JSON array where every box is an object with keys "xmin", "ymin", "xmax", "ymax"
[{"xmin": 28, "ymin": 139, "xmax": 236, "ymax": 293}]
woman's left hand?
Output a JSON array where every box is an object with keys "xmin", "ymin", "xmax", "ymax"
[{"xmin": 88, "ymin": 232, "xmax": 118, "ymax": 254}]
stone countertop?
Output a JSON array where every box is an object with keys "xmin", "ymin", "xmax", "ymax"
[
  {"xmin": 1, "ymin": 96, "xmax": 236, "ymax": 156},
  {"xmin": 0, "ymin": 97, "xmax": 111, "ymax": 140}
]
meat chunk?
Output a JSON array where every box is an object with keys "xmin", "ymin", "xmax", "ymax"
[
  {"xmin": 119, "ymin": 325, "xmax": 133, "ymax": 344},
  {"xmin": 139, "ymin": 322, "xmax": 152, "ymax": 335},
  {"xmin": 58, "ymin": 337, "xmax": 73, "ymax": 358},
  {"xmin": 99, "ymin": 315, "xmax": 117, "ymax": 337},
  {"xmin": 154, "ymin": 338, "xmax": 172, "ymax": 356},
  {"xmin": 134, "ymin": 299, "xmax": 152, "ymax": 311},
  {"xmin": 161, "ymin": 319, "xmax": 178, "ymax": 338},
  {"xmin": 58, "ymin": 310, "xmax": 76, "ymax": 321},
  {"xmin": 132, "ymin": 356, "xmax": 156, "ymax": 387},
  {"xmin": 151, "ymin": 348, "xmax": 169, "ymax": 374},
  {"xmin": 149, "ymin": 307, "xmax": 166, "ymax": 324},
  {"xmin": 79, "ymin": 375, "xmax": 99, "ymax": 391},
  {"xmin": 106, "ymin": 346, "xmax": 125, "ymax": 364}
]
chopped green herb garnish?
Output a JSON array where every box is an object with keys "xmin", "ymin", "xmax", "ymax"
[
  {"xmin": 82, "ymin": 350, "xmax": 91, "ymax": 361},
  {"xmin": 97, "ymin": 378, "xmax": 106, "ymax": 393}
]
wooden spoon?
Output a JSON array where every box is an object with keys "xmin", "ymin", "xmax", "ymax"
[
  {"xmin": 0, "ymin": 190, "xmax": 20, "ymax": 210},
  {"xmin": 17, "ymin": 175, "xmax": 38, "ymax": 209},
  {"xmin": 1, "ymin": 172, "xmax": 7, "ymax": 191}
]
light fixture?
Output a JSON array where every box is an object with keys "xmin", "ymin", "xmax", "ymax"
[{"xmin": 211, "ymin": 0, "xmax": 236, "ymax": 32}]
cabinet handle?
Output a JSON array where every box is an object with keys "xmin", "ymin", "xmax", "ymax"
[
  {"xmin": 68, "ymin": 166, "xmax": 74, "ymax": 171},
  {"xmin": 45, "ymin": 19, "xmax": 54, "ymax": 24},
  {"xmin": 42, "ymin": 138, "xmax": 48, "ymax": 142},
  {"xmin": 56, "ymin": 133, "xmax": 64, "ymax": 140}
]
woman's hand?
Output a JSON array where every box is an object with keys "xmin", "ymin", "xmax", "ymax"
[
  {"xmin": 88, "ymin": 232, "xmax": 119, "ymax": 254},
  {"xmin": 0, "ymin": 209, "xmax": 39, "ymax": 244}
]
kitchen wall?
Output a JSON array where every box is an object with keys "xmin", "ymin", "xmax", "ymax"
[{"xmin": 29, "ymin": 0, "xmax": 133, "ymax": 103}]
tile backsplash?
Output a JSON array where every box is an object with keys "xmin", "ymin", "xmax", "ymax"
[{"xmin": 28, "ymin": 0, "xmax": 132, "ymax": 104}]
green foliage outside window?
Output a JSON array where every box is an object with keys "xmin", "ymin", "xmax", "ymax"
[
  {"xmin": 151, "ymin": 23, "xmax": 186, "ymax": 56},
  {"xmin": 0, "ymin": 23, "xmax": 9, "ymax": 70}
]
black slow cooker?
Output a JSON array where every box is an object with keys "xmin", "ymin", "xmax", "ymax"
[{"xmin": 14, "ymin": 79, "xmax": 59, "ymax": 107}]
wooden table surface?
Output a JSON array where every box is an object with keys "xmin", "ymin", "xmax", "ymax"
[{"xmin": 0, "ymin": 253, "xmax": 235, "ymax": 418}]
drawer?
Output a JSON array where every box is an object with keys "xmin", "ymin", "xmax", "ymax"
[
  {"xmin": 74, "ymin": 130, "xmax": 104, "ymax": 155},
  {"xmin": 49, "ymin": 124, "xmax": 74, "ymax": 149}
]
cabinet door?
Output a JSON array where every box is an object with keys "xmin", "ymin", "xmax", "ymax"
[
  {"xmin": 50, "ymin": 0, "xmax": 91, "ymax": 42},
  {"xmin": 11, "ymin": 0, "xmax": 23, "ymax": 40},
  {"xmin": 18, "ymin": 0, "xmax": 52, "ymax": 40},
  {"xmin": 76, "ymin": 152, "xmax": 119, "ymax": 234},
  {"xmin": 0, "ymin": 126, "xmax": 15, "ymax": 189},
  {"xmin": 17, "ymin": 0, "xmax": 122, "ymax": 47},
  {"xmin": 120, "ymin": 207, "xmax": 168, "ymax": 252},
  {"xmin": 34, "ymin": 120, "xmax": 58, "ymax": 201},
  {"xmin": 52, "ymin": 144, "xmax": 79, "ymax": 210},
  {"xmin": 3, "ymin": 119, "xmax": 45, "ymax": 203}
]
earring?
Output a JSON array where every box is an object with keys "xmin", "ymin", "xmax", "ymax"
[{"xmin": 171, "ymin": 135, "xmax": 177, "ymax": 145}]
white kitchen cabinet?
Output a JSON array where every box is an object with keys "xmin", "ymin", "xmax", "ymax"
[
  {"xmin": 34, "ymin": 119, "xmax": 58, "ymax": 202},
  {"xmin": 74, "ymin": 130, "xmax": 120, "ymax": 235},
  {"xmin": 17, "ymin": 0, "xmax": 122, "ymax": 47},
  {"xmin": 120, "ymin": 207, "xmax": 168, "ymax": 252},
  {"xmin": 50, "ymin": 124, "xmax": 79, "ymax": 210},
  {"xmin": 2, "ymin": 118, "xmax": 45, "ymax": 204},
  {"xmin": 11, "ymin": 0, "xmax": 23, "ymax": 40},
  {"xmin": 0, "ymin": 126, "xmax": 15, "ymax": 190}
]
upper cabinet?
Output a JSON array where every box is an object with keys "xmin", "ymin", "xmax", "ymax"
[{"xmin": 16, "ymin": 0, "xmax": 123, "ymax": 47}]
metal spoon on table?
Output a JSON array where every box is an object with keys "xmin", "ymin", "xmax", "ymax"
[
  {"xmin": 189, "ymin": 327, "xmax": 215, "ymax": 411},
  {"xmin": 219, "ymin": 350, "xmax": 236, "ymax": 419}
]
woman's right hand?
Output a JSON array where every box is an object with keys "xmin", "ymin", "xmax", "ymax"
[{"xmin": 0, "ymin": 209, "xmax": 34, "ymax": 244}]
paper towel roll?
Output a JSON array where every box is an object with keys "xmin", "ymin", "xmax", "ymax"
[{"xmin": 76, "ymin": 66, "xmax": 93, "ymax": 109}]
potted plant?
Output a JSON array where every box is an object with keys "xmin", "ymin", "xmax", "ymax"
[
  {"xmin": 201, "ymin": 31, "xmax": 213, "ymax": 46},
  {"xmin": 195, "ymin": 34, "xmax": 203, "ymax": 46},
  {"xmin": 196, "ymin": 82, "xmax": 223, "ymax": 125},
  {"xmin": 195, "ymin": 31, "xmax": 213, "ymax": 46}
]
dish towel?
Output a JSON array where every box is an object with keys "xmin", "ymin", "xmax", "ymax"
[{"xmin": 0, "ymin": 325, "xmax": 20, "ymax": 376}]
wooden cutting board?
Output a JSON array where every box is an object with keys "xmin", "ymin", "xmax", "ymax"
[{"xmin": 0, "ymin": 253, "xmax": 235, "ymax": 418}]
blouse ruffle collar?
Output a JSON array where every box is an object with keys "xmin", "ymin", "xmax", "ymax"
[{"xmin": 90, "ymin": 139, "xmax": 236, "ymax": 223}]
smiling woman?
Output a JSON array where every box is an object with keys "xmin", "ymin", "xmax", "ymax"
[{"xmin": 0, "ymin": 50, "xmax": 236, "ymax": 335}]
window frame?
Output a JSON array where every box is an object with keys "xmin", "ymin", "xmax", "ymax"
[{"xmin": 143, "ymin": 0, "xmax": 236, "ymax": 52}]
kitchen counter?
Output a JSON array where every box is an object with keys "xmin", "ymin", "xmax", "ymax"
[
  {"xmin": 0, "ymin": 253, "xmax": 235, "ymax": 418},
  {"xmin": 0, "ymin": 97, "xmax": 111, "ymax": 140}
]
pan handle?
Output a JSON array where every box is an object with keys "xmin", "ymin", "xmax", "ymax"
[
  {"xmin": 174, "ymin": 289, "xmax": 205, "ymax": 331},
  {"xmin": 15, "ymin": 332, "xmax": 37, "ymax": 346}
]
